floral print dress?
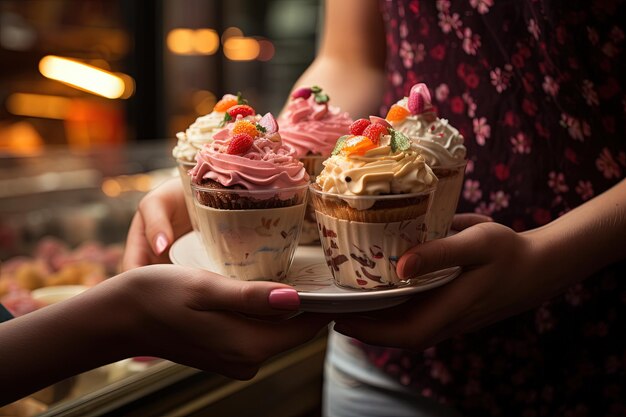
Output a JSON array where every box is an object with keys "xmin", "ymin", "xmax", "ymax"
[{"xmin": 357, "ymin": 1, "xmax": 626, "ymax": 415}]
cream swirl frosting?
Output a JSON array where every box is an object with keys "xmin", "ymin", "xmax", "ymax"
[
  {"xmin": 316, "ymin": 134, "xmax": 437, "ymax": 198},
  {"xmin": 173, "ymin": 111, "xmax": 226, "ymax": 163},
  {"xmin": 389, "ymin": 97, "xmax": 466, "ymax": 167},
  {"xmin": 279, "ymin": 95, "xmax": 353, "ymax": 158},
  {"xmin": 189, "ymin": 121, "xmax": 309, "ymax": 192}
]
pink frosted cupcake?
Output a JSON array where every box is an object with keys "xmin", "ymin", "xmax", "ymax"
[
  {"xmin": 279, "ymin": 86, "xmax": 353, "ymax": 244},
  {"xmin": 189, "ymin": 113, "xmax": 309, "ymax": 281},
  {"xmin": 173, "ymin": 93, "xmax": 256, "ymax": 230}
]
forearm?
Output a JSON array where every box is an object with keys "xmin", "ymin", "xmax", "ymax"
[
  {"xmin": 0, "ymin": 279, "xmax": 134, "ymax": 405},
  {"xmin": 293, "ymin": 57, "xmax": 386, "ymax": 118},
  {"xmin": 287, "ymin": 0, "xmax": 386, "ymax": 118},
  {"xmin": 529, "ymin": 178, "xmax": 626, "ymax": 290}
]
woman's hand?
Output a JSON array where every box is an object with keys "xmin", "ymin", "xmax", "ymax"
[
  {"xmin": 122, "ymin": 178, "xmax": 191, "ymax": 270},
  {"xmin": 333, "ymin": 179, "xmax": 626, "ymax": 351},
  {"xmin": 333, "ymin": 221, "xmax": 554, "ymax": 351},
  {"xmin": 0, "ymin": 265, "xmax": 330, "ymax": 403},
  {"xmin": 111, "ymin": 265, "xmax": 329, "ymax": 379}
]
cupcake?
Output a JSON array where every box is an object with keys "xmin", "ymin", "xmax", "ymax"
[
  {"xmin": 386, "ymin": 83, "xmax": 467, "ymax": 240},
  {"xmin": 172, "ymin": 93, "xmax": 255, "ymax": 230},
  {"xmin": 279, "ymin": 86, "xmax": 354, "ymax": 244},
  {"xmin": 189, "ymin": 113, "xmax": 309, "ymax": 281},
  {"xmin": 310, "ymin": 119, "xmax": 437, "ymax": 290}
]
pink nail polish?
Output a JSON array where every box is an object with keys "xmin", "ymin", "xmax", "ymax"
[
  {"xmin": 269, "ymin": 288, "xmax": 300, "ymax": 310},
  {"xmin": 154, "ymin": 233, "xmax": 169, "ymax": 255}
]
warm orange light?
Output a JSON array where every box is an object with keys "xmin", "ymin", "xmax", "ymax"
[
  {"xmin": 101, "ymin": 178, "xmax": 122, "ymax": 197},
  {"xmin": 223, "ymin": 37, "xmax": 260, "ymax": 61},
  {"xmin": 6, "ymin": 93, "xmax": 70, "ymax": 119},
  {"xmin": 221, "ymin": 27, "xmax": 243, "ymax": 44},
  {"xmin": 167, "ymin": 28, "xmax": 194, "ymax": 54},
  {"xmin": 193, "ymin": 29, "xmax": 219, "ymax": 54},
  {"xmin": 39, "ymin": 56, "xmax": 128, "ymax": 99},
  {"xmin": 192, "ymin": 90, "xmax": 217, "ymax": 115}
]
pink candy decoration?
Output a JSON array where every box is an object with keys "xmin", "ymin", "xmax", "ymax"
[
  {"xmin": 291, "ymin": 87, "xmax": 312, "ymax": 100},
  {"xmin": 369, "ymin": 115, "xmax": 392, "ymax": 128},
  {"xmin": 408, "ymin": 83, "xmax": 432, "ymax": 115},
  {"xmin": 258, "ymin": 112, "xmax": 279, "ymax": 133}
]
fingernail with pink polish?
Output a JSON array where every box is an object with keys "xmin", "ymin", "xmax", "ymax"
[
  {"xmin": 154, "ymin": 233, "xmax": 169, "ymax": 255},
  {"xmin": 269, "ymin": 288, "xmax": 300, "ymax": 310}
]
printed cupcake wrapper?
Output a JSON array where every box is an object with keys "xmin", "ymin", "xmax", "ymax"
[
  {"xmin": 298, "ymin": 200, "xmax": 321, "ymax": 245},
  {"xmin": 194, "ymin": 202, "xmax": 306, "ymax": 281},
  {"xmin": 426, "ymin": 164, "xmax": 466, "ymax": 240},
  {"xmin": 315, "ymin": 211, "xmax": 427, "ymax": 290},
  {"xmin": 177, "ymin": 162, "xmax": 199, "ymax": 231},
  {"xmin": 300, "ymin": 155, "xmax": 327, "ymax": 178}
]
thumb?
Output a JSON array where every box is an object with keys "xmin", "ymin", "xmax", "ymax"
[
  {"xmin": 451, "ymin": 213, "xmax": 493, "ymax": 231},
  {"xmin": 185, "ymin": 268, "xmax": 302, "ymax": 314},
  {"xmin": 397, "ymin": 224, "xmax": 492, "ymax": 279}
]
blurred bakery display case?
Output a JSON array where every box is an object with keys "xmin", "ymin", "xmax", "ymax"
[{"xmin": 0, "ymin": 1, "xmax": 326, "ymax": 416}]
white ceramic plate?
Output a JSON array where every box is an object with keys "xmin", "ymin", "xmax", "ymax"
[{"xmin": 169, "ymin": 232, "xmax": 461, "ymax": 313}]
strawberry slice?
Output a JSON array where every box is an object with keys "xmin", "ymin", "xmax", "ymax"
[
  {"xmin": 227, "ymin": 104, "xmax": 256, "ymax": 119},
  {"xmin": 226, "ymin": 133, "xmax": 254, "ymax": 155},
  {"xmin": 362, "ymin": 123, "xmax": 389, "ymax": 145},
  {"xmin": 349, "ymin": 118, "xmax": 371, "ymax": 135}
]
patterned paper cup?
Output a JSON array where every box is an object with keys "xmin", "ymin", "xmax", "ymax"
[
  {"xmin": 298, "ymin": 154, "xmax": 327, "ymax": 246},
  {"xmin": 176, "ymin": 159, "xmax": 199, "ymax": 231},
  {"xmin": 191, "ymin": 183, "xmax": 308, "ymax": 281},
  {"xmin": 426, "ymin": 161, "xmax": 467, "ymax": 240},
  {"xmin": 309, "ymin": 184, "xmax": 435, "ymax": 290}
]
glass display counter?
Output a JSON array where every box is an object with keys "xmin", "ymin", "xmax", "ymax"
[{"xmin": 0, "ymin": 143, "xmax": 326, "ymax": 417}]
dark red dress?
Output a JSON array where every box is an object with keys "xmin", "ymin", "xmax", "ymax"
[{"xmin": 358, "ymin": 1, "xmax": 626, "ymax": 415}]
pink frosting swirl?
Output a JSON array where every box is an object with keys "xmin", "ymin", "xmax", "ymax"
[
  {"xmin": 278, "ymin": 96, "xmax": 353, "ymax": 158},
  {"xmin": 189, "ymin": 122, "xmax": 309, "ymax": 190}
]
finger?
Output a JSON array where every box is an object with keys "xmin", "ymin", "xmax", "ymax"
[
  {"xmin": 137, "ymin": 194, "xmax": 176, "ymax": 257},
  {"xmin": 121, "ymin": 213, "xmax": 154, "ymax": 270},
  {"xmin": 451, "ymin": 213, "xmax": 493, "ymax": 231},
  {"xmin": 397, "ymin": 223, "xmax": 494, "ymax": 279}
]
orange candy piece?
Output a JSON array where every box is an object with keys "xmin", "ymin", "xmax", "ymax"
[
  {"xmin": 342, "ymin": 136, "xmax": 376, "ymax": 156},
  {"xmin": 385, "ymin": 104, "xmax": 410, "ymax": 122},
  {"xmin": 232, "ymin": 120, "xmax": 260, "ymax": 138},
  {"xmin": 213, "ymin": 97, "xmax": 239, "ymax": 112}
]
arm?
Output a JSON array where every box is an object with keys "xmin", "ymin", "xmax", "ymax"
[
  {"xmin": 334, "ymin": 179, "xmax": 626, "ymax": 350},
  {"xmin": 0, "ymin": 265, "xmax": 329, "ymax": 405},
  {"xmin": 289, "ymin": 0, "xmax": 387, "ymax": 118}
]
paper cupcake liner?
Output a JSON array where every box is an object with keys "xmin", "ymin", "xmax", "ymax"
[
  {"xmin": 315, "ymin": 211, "xmax": 427, "ymax": 289},
  {"xmin": 300, "ymin": 154, "xmax": 326, "ymax": 178},
  {"xmin": 193, "ymin": 202, "xmax": 306, "ymax": 281},
  {"xmin": 426, "ymin": 163, "xmax": 466, "ymax": 240},
  {"xmin": 177, "ymin": 161, "xmax": 199, "ymax": 231}
]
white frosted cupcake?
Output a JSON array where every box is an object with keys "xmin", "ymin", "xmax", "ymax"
[{"xmin": 386, "ymin": 84, "xmax": 467, "ymax": 240}]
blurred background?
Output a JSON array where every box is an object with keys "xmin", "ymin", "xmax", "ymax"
[{"xmin": 0, "ymin": 0, "xmax": 321, "ymax": 259}]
